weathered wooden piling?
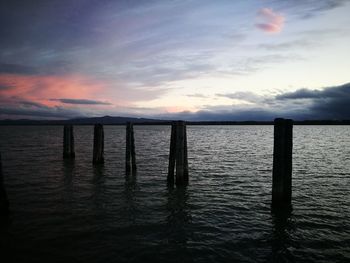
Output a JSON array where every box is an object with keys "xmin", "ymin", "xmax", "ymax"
[
  {"xmin": 167, "ymin": 123, "xmax": 176, "ymax": 185},
  {"xmin": 63, "ymin": 125, "xmax": 75, "ymax": 159},
  {"xmin": 0, "ymin": 153, "xmax": 9, "ymax": 216},
  {"xmin": 93, "ymin": 124, "xmax": 104, "ymax": 164},
  {"xmin": 272, "ymin": 118, "xmax": 293, "ymax": 211},
  {"xmin": 125, "ymin": 122, "xmax": 137, "ymax": 175},
  {"xmin": 168, "ymin": 121, "xmax": 189, "ymax": 186}
]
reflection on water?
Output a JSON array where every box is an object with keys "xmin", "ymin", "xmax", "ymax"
[
  {"xmin": 271, "ymin": 210, "xmax": 296, "ymax": 263},
  {"xmin": 92, "ymin": 164, "xmax": 105, "ymax": 183},
  {"xmin": 123, "ymin": 175, "xmax": 138, "ymax": 225},
  {"xmin": 166, "ymin": 186, "xmax": 192, "ymax": 245},
  {"xmin": 0, "ymin": 125, "xmax": 349, "ymax": 262},
  {"xmin": 62, "ymin": 159, "xmax": 75, "ymax": 187}
]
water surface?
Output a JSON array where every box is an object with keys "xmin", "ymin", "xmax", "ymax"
[{"xmin": 0, "ymin": 125, "xmax": 349, "ymax": 262}]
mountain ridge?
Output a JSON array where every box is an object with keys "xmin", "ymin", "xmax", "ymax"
[{"xmin": 1, "ymin": 116, "xmax": 350, "ymax": 125}]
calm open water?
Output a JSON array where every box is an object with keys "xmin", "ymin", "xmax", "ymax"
[{"xmin": 0, "ymin": 125, "xmax": 349, "ymax": 262}]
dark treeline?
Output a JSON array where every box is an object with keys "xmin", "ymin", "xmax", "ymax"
[{"xmin": 0, "ymin": 116, "xmax": 350, "ymax": 126}]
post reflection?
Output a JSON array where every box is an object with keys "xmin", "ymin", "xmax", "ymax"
[
  {"xmin": 270, "ymin": 210, "xmax": 296, "ymax": 263},
  {"xmin": 166, "ymin": 186, "xmax": 192, "ymax": 245},
  {"xmin": 91, "ymin": 165, "xmax": 107, "ymax": 212},
  {"xmin": 123, "ymin": 176, "xmax": 138, "ymax": 225},
  {"xmin": 125, "ymin": 169, "xmax": 137, "ymax": 185},
  {"xmin": 62, "ymin": 159, "xmax": 75, "ymax": 187}
]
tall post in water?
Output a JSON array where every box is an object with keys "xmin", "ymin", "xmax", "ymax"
[
  {"xmin": 272, "ymin": 118, "xmax": 293, "ymax": 212},
  {"xmin": 183, "ymin": 126, "xmax": 189, "ymax": 183},
  {"xmin": 167, "ymin": 123, "xmax": 176, "ymax": 185},
  {"xmin": 168, "ymin": 121, "xmax": 189, "ymax": 186},
  {"xmin": 63, "ymin": 125, "xmax": 75, "ymax": 159},
  {"xmin": 93, "ymin": 124, "xmax": 104, "ymax": 164},
  {"xmin": 125, "ymin": 122, "xmax": 137, "ymax": 175},
  {"xmin": 0, "ymin": 153, "xmax": 9, "ymax": 216}
]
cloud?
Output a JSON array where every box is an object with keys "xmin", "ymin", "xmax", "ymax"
[
  {"xmin": 50, "ymin": 98, "xmax": 112, "ymax": 105},
  {"xmin": 157, "ymin": 82, "xmax": 350, "ymax": 121},
  {"xmin": 287, "ymin": 0, "xmax": 349, "ymax": 19},
  {"xmin": 275, "ymin": 84, "xmax": 348, "ymax": 100},
  {"xmin": 0, "ymin": 61, "xmax": 79, "ymax": 76},
  {"xmin": 157, "ymin": 108, "xmax": 277, "ymax": 121},
  {"xmin": 0, "ymin": 84, "xmax": 13, "ymax": 90},
  {"xmin": 0, "ymin": 106, "xmax": 85, "ymax": 119},
  {"xmin": 19, "ymin": 100, "xmax": 50, "ymax": 109},
  {"xmin": 186, "ymin": 93, "xmax": 209, "ymax": 98},
  {"xmin": 0, "ymin": 63, "xmax": 38, "ymax": 75},
  {"xmin": 258, "ymin": 39, "xmax": 312, "ymax": 51},
  {"xmin": 1, "ymin": 82, "xmax": 350, "ymax": 120},
  {"xmin": 275, "ymin": 82, "xmax": 350, "ymax": 119},
  {"xmin": 0, "ymin": 73, "xmax": 112, "ymax": 107},
  {"xmin": 216, "ymin": 92, "xmax": 263, "ymax": 103},
  {"xmin": 256, "ymin": 8, "xmax": 285, "ymax": 33}
]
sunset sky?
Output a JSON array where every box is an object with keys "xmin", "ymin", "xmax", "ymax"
[{"xmin": 1, "ymin": 0, "xmax": 350, "ymax": 120}]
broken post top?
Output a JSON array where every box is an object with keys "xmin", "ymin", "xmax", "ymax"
[
  {"xmin": 274, "ymin": 118, "xmax": 293, "ymax": 125},
  {"xmin": 173, "ymin": 120, "xmax": 186, "ymax": 125}
]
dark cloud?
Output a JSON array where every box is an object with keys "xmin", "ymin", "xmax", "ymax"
[
  {"xmin": 272, "ymin": 0, "xmax": 349, "ymax": 19},
  {"xmin": 19, "ymin": 101, "xmax": 50, "ymax": 109},
  {"xmin": 300, "ymin": 0, "xmax": 348, "ymax": 18},
  {"xmin": 50, "ymin": 99, "xmax": 112, "ymax": 105},
  {"xmin": 0, "ymin": 63, "xmax": 37, "ymax": 75},
  {"xmin": 158, "ymin": 82, "xmax": 350, "ymax": 121},
  {"xmin": 0, "ymin": 84, "xmax": 13, "ymax": 90},
  {"xmin": 0, "ymin": 106, "xmax": 85, "ymax": 119},
  {"xmin": 0, "ymin": 60, "xmax": 77, "ymax": 75},
  {"xmin": 275, "ymin": 82, "xmax": 350, "ymax": 119},
  {"xmin": 276, "ymin": 84, "xmax": 349, "ymax": 100},
  {"xmin": 1, "ymin": 83, "xmax": 349, "ymax": 120}
]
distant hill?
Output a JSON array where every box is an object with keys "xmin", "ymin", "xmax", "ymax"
[
  {"xmin": 0, "ymin": 116, "xmax": 349, "ymax": 125},
  {"xmin": 0, "ymin": 116, "xmax": 169, "ymax": 125}
]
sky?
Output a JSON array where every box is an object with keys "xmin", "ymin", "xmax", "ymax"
[{"xmin": 0, "ymin": 0, "xmax": 350, "ymax": 120}]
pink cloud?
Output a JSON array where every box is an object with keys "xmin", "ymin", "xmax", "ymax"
[
  {"xmin": 0, "ymin": 73, "xmax": 119, "ymax": 108},
  {"xmin": 256, "ymin": 8, "xmax": 285, "ymax": 33}
]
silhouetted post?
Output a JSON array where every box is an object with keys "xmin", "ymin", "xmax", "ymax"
[
  {"xmin": 272, "ymin": 118, "xmax": 293, "ymax": 212},
  {"xmin": 93, "ymin": 124, "xmax": 104, "ymax": 164},
  {"xmin": 168, "ymin": 121, "xmax": 189, "ymax": 186},
  {"xmin": 0, "ymin": 153, "xmax": 9, "ymax": 216},
  {"xmin": 183, "ymin": 126, "xmax": 189, "ymax": 183},
  {"xmin": 63, "ymin": 125, "xmax": 75, "ymax": 159},
  {"xmin": 125, "ymin": 122, "xmax": 137, "ymax": 175},
  {"xmin": 167, "ymin": 123, "xmax": 176, "ymax": 185}
]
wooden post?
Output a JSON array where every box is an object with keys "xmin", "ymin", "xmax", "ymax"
[
  {"xmin": 93, "ymin": 124, "xmax": 104, "ymax": 164},
  {"xmin": 272, "ymin": 118, "xmax": 293, "ymax": 212},
  {"xmin": 183, "ymin": 126, "xmax": 189, "ymax": 184},
  {"xmin": 63, "ymin": 125, "xmax": 75, "ymax": 159},
  {"xmin": 168, "ymin": 121, "xmax": 189, "ymax": 186},
  {"xmin": 175, "ymin": 121, "xmax": 185, "ymax": 185},
  {"xmin": 167, "ymin": 123, "xmax": 176, "ymax": 185},
  {"xmin": 0, "ymin": 153, "xmax": 9, "ymax": 216},
  {"xmin": 125, "ymin": 122, "xmax": 137, "ymax": 175}
]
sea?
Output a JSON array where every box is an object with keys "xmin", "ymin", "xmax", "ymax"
[{"xmin": 0, "ymin": 125, "xmax": 349, "ymax": 262}]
